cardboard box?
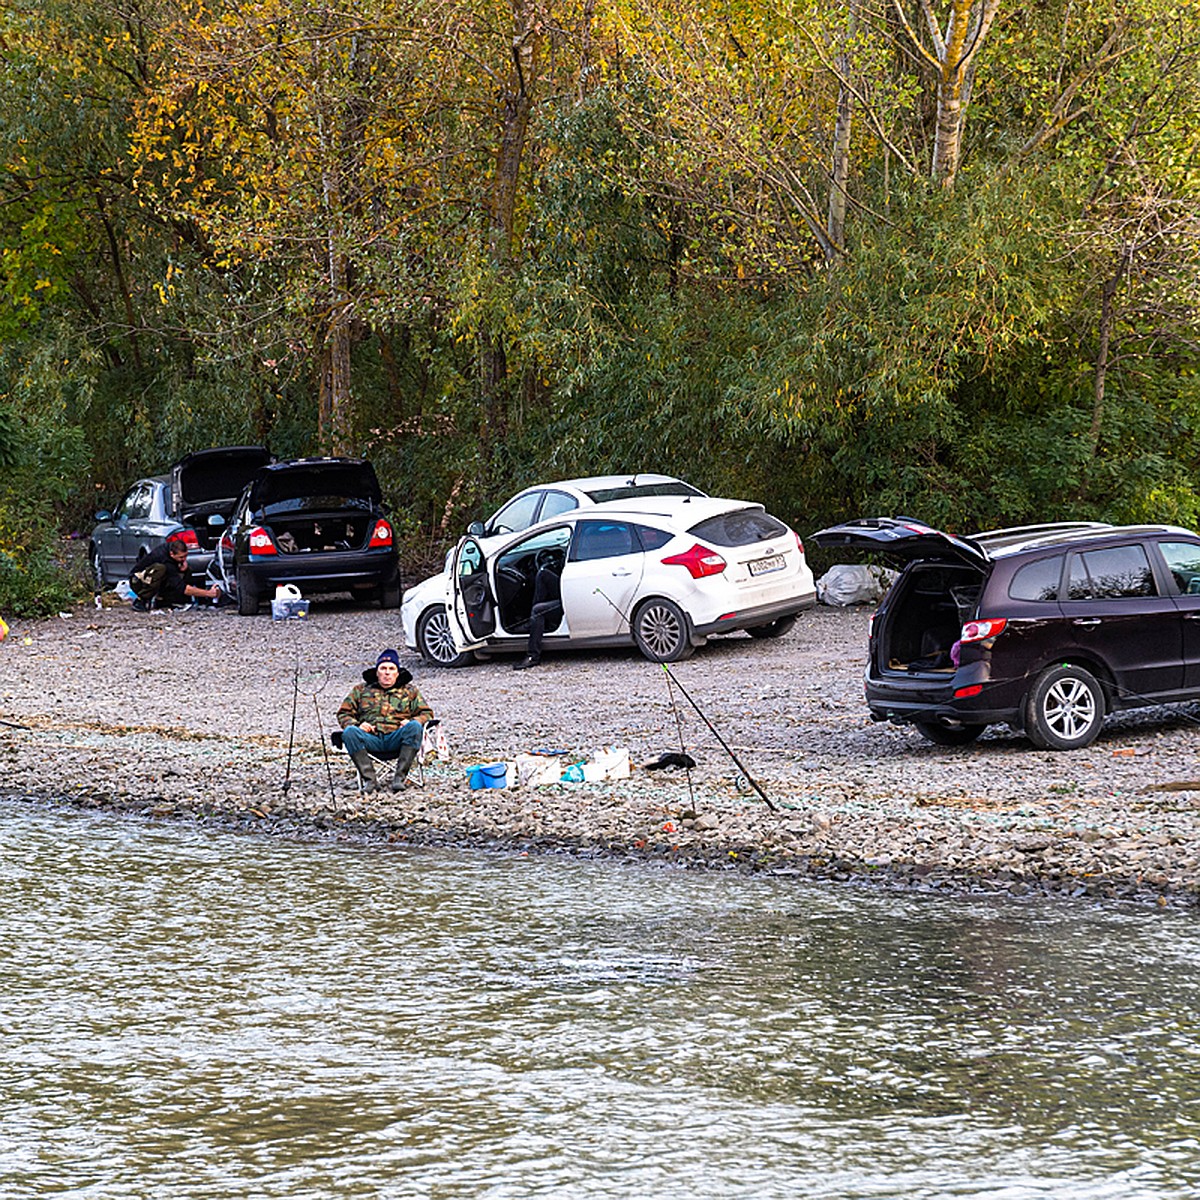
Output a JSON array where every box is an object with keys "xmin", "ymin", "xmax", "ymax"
[{"xmin": 271, "ymin": 598, "xmax": 311, "ymax": 621}]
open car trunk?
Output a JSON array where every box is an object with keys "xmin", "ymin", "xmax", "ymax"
[
  {"xmin": 268, "ymin": 513, "xmax": 374, "ymax": 554},
  {"xmin": 173, "ymin": 446, "xmax": 272, "ymax": 552},
  {"xmin": 876, "ymin": 562, "xmax": 985, "ymax": 673}
]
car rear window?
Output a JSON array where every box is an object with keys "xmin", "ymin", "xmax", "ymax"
[
  {"xmin": 583, "ymin": 482, "xmax": 704, "ymax": 503},
  {"xmin": 1009, "ymin": 554, "xmax": 1063, "ymax": 602},
  {"xmin": 1067, "ymin": 544, "xmax": 1156, "ymax": 599},
  {"xmin": 255, "ymin": 464, "xmax": 380, "ymax": 513},
  {"xmin": 689, "ymin": 508, "xmax": 787, "ymax": 547}
]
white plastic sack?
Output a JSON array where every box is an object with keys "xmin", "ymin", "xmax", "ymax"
[
  {"xmin": 422, "ymin": 723, "xmax": 451, "ymax": 761},
  {"xmin": 592, "ymin": 746, "xmax": 631, "ymax": 780},
  {"xmin": 515, "ymin": 753, "xmax": 564, "ymax": 787},
  {"xmin": 816, "ymin": 563, "xmax": 897, "ymax": 607}
]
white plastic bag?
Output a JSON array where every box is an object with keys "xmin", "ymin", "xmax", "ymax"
[
  {"xmin": 515, "ymin": 754, "xmax": 564, "ymax": 787},
  {"xmin": 592, "ymin": 746, "xmax": 631, "ymax": 780},
  {"xmin": 816, "ymin": 563, "xmax": 897, "ymax": 607}
]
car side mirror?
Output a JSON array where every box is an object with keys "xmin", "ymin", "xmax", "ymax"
[
  {"xmin": 94, "ymin": 509, "xmax": 113, "ymax": 522},
  {"xmin": 467, "ymin": 520, "xmax": 485, "ymax": 537},
  {"xmin": 207, "ymin": 513, "xmax": 225, "ymax": 527}
]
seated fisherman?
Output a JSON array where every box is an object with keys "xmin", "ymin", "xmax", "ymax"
[
  {"xmin": 336, "ymin": 649, "xmax": 433, "ymax": 792},
  {"xmin": 130, "ymin": 534, "xmax": 220, "ymax": 611}
]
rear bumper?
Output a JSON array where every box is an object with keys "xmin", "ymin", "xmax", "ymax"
[
  {"xmin": 240, "ymin": 550, "xmax": 399, "ymax": 595},
  {"xmin": 865, "ymin": 665, "xmax": 1028, "ymax": 728},
  {"xmin": 692, "ymin": 591, "xmax": 817, "ymax": 639}
]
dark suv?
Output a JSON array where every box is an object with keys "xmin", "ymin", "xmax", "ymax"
[{"xmin": 812, "ymin": 518, "xmax": 1200, "ymax": 750}]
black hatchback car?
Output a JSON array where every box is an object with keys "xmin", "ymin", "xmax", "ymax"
[
  {"xmin": 812, "ymin": 518, "xmax": 1200, "ymax": 750},
  {"xmin": 214, "ymin": 457, "xmax": 401, "ymax": 615}
]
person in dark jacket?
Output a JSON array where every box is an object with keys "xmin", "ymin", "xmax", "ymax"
[
  {"xmin": 513, "ymin": 549, "xmax": 563, "ymax": 671},
  {"xmin": 336, "ymin": 649, "xmax": 434, "ymax": 792},
  {"xmin": 130, "ymin": 536, "xmax": 220, "ymax": 611}
]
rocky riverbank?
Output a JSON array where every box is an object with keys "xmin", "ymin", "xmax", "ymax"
[{"xmin": 3, "ymin": 597, "xmax": 1199, "ymax": 907}]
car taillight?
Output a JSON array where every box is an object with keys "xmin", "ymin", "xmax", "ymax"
[
  {"xmin": 248, "ymin": 527, "xmax": 277, "ymax": 555},
  {"xmin": 219, "ymin": 531, "xmax": 234, "ymax": 552},
  {"xmin": 794, "ymin": 531, "xmax": 805, "ymax": 556},
  {"xmin": 369, "ymin": 519, "xmax": 393, "ymax": 549},
  {"xmin": 174, "ymin": 528, "xmax": 200, "ymax": 550},
  {"xmin": 662, "ymin": 543, "xmax": 727, "ymax": 579},
  {"xmin": 960, "ymin": 617, "xmax": 1007, "ymax": 643}
]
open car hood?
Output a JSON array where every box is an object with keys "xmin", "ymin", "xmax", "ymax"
[
  {"xmin": 172, "ymin": 446, "xmax": 273, "ymax": 508},
  {"xmin": 247, "ymin": 458, "xmax": 382, "ymax": 510},
  {"xmin": 811, "ymin": 517, "xmax": 989, "ymax": 568}
]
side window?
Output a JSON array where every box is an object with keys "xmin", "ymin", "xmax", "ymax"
[
  {"xmin": 1157, "ymin": 541, "xmax": 1200, "ymax": 596},
  {"xmin": 457, "ymin": 540, "xmax": 484, "ymax": 577},
  {"xmin": 571, "ymin": 521, "xmax": 637, "ymax": 562},
  {"xmin": 121, "ymin": 483, "xmax": 152, "ymax": 521},
  {"xmin": 634, "ymin": 524, "xmax": 674, "ymax": 552},
  {"xmin": 1008, "ymin": 555, "xmax": 1063, "ymax": 602},
  {"xmin": 488, "ymin": 492, "xmax": 541, "ymax": 535},
  {"xmin": 1067, "ymin": 544, "xmax": 1156, "ymax": 600},
  {"xmin": 539, "ymin": 491, "xmax": 578, "ymax": 521}
]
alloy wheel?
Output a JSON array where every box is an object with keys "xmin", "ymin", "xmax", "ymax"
[{"xmin": 1041, "ymin": 676, "xmax": 1098, "ymax": 741}]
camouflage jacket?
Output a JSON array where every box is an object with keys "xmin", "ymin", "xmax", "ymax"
[{"xmin": 336, "ymin": 675, "xmax": 433, "ymax": 733}]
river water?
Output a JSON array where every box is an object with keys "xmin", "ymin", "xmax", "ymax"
[{"xmin": 2, "ymin": 799, "xmax": 1198, "ymax": 1200}]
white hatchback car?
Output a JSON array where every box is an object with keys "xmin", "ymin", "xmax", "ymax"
[{"xmin": 401, "ymin": 496, "xmax": 817, "ymax": 665}]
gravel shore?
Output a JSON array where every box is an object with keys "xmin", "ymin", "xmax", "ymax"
[{"xmin": 3, "ymin": 596, "xmax": 1200, "ymax": 907}]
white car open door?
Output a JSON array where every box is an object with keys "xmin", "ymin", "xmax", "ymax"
[{"xmin": 448, "ymin": 536, "xmax": 495, "ymax": 652}]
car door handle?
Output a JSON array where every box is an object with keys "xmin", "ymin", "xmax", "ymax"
[
  {"xmin": 1072, "ymin": 618, "xmax": 1101, "ymax": 627},
  {"xmin": 610, "ymin": 568, "xmax": 633, "ymax": 577}
]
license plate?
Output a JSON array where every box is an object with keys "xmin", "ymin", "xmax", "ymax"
[{"xmin": 748, "ymin": 553, "xmax": 785, "ymax": 576}]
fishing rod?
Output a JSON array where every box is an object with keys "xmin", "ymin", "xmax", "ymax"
[
  {"xmin": 282, "ymin": 658, "xmax": 334, "ymax": 803},
  {"xmin": 593, "ymin": 587, "xmax": 776, "ymax": 811},
  {"xmin": 660, "ymin": 664, "xmax": 696, "ymax": 812}
]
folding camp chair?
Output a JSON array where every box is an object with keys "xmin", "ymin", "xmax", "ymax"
[{"xmin": 330, "ymin": 719, "xmax": 443, "ymax": 793}]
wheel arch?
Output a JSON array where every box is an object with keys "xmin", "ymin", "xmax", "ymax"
[
  {"xmin": 1023, "ymin": 653, "xmax": 1115, "ymax": 716},
  {"xmin": 630, "ymin": 593, "xmax": 699, "ymax": 644}
]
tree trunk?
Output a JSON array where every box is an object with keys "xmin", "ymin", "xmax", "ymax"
[
  {"xmin": 827, "ymin": 1, "xmax": 857, "ymax": 257},
  {"xmin": 1090, "ymin": 253, "xmax": 1128, "ymax": 458},
  {"xmin": 895, "ymin": 0, "xmax": 1001, "ymax": 188},
  {"xmin": 480, "ymin": 2, "xmax": 540, "ymax": 451}
]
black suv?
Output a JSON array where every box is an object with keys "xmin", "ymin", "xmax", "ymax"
[
  {"xmin": 812, "ymin": 518, "xmax": 1200, "ymax": 750},
  {"xmin": 213, "ymin": 457, "xmax": 401, "ymax": 615}
]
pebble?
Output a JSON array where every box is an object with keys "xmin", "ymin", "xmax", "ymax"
[{"xmin": 1, "ymin": 599, "xmax": 1199, "ymax": 908}]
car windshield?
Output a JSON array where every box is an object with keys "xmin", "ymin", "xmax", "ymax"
[
  {"xmin": 689, "ymin": 508, "xmax": 787, "ymax": 547},
  {"xmin": 582, "ymin": 481, "xmax": 703, "ymax": 503}
]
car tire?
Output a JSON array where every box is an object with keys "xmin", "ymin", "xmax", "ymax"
[
  {"xmin": 1024, "ymin": 664, "xmax": 1105, "ymax": 750},
  {"xmin": 632, "ymin": 598, "xmax": 695, "ymax": 662},
  {"xmin": 236, "ymin": 568, "xmax": 260, "ymax": 616},
  {"xmin": 89, "ymin": 544, "xmax": 105, "ymax": 589},
  {"xmin": 379, "ymin": 580, "xmax": 402, "ymax": 609},
  {"xmin": 914, "ymin": 720, "xmax": 985, "ymax": 747},
  {"xmin": 416, "ymin": 606, "xmax": 475, "ymax": 668},
  {"xmin": 747, "ymin": 615, "xmax": 798, "ymax": 640}
]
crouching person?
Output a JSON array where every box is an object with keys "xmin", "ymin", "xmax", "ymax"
[{"xmin": 336, "ymin": 649, "xmax": 433, "ymax": 793}]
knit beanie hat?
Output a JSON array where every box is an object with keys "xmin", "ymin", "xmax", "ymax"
[{"xmin": 376, "ymin": 648, "xmax": 401, "ymax": 668}]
